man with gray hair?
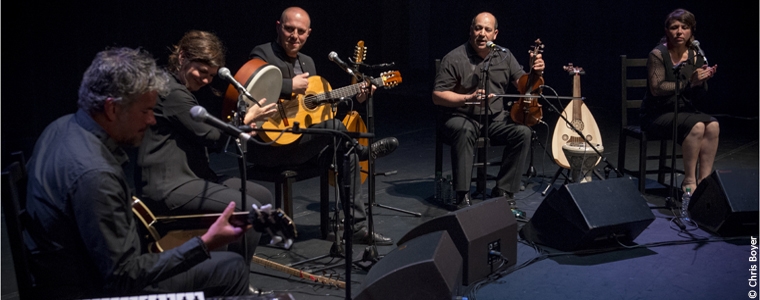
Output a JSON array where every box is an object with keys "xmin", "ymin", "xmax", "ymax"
[{"xmin": 24, "ymin": 47, "xmax": 253, "ymax": 299}]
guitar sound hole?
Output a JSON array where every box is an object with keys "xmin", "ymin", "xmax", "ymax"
[{"xmin": 304, "ymin": 96, "xmax": 317, "ymax": 110}]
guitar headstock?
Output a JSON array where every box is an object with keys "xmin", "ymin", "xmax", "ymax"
[
  {"xmin": 249, "ymin": 204, "xmax": 297, "ymax": 249},
  {"xmin": 563, "ymin": 63, "xmax": 585, "ymax": 76},
  {"xmin": 352, "ymin": 40, "xmax": 367, "ymax": 66},
  {"xmin": 379, "ymin": 70, "xmax": 402, "ymax": 88}
]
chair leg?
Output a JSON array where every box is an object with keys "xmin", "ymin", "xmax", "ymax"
[
  {"xmin": 658, "ymin": 140, "xmax": 673, "ymax": 188},
  {"xmin": 319, "ymin": 171, "xmax": 329, "ymax": 240},
  {"xmin": 435, "ymin": 131, "xmax": 443, "ymax": 179},
  {"xmin": 617, "ymin": 131, "xmax": 627, "ymax": 175},
  {"xmin": 475, "ymin": 144, "xmax": 487, "ymax": 196},
  {"xmin": 637, "ymin": 135, "xmax": 648, "ymax": 193},
  {"xmin": 281, "ymin": 171, "xmax": 297, "ymax": 219}
]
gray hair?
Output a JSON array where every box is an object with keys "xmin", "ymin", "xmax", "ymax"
[{"xmin": 78, "ymin": 47, "xmax": 170, "ymax": 114}]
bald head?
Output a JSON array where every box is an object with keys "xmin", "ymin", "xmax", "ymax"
[
  {"xmin": 281, "ymin": 7, "xmax": 311, "ymax": 28},
  {"xmin": 471, "ymin": 12, "xmax": 498, "ymax": 30},
  {"xmin": 277, "ymin": 6, "xmax": 312, "ymax": 57},
  {"xmin": 469, "ymin": 12, "xmax": 499, "ymax": 58}
]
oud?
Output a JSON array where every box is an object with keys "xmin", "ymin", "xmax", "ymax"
[{"xmin": 550, "ymin": 64, "xmax": 603, "ymax": 170}]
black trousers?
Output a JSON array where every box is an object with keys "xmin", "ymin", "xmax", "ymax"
[
  {"xmin": 440, "ymin": 113, "xmax": 532, "ymax": 194},
  {"xmin": 163, "ymin": 177, "xmax": 273, "ymax": 260},
  {"xmin": 145, "ymin": 251, "xmax": 250, "ymax": 296}
]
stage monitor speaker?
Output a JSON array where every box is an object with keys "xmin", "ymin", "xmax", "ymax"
[
  {"xmin": 690, "ymin": 169, "xmax": 759, "ymax": 237},
  {"xmin": 396, "ymin": 197, "xmax": 517, "ymax": 285},
  {"xmin": 520, "ymin": 177, "xmax": 655, "ymax": 251},
  {"xmin": 354, "ymin": 230, "xmax": 462, "ymax": 300}
]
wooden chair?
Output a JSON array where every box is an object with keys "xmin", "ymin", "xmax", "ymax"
[
  {"xmin": 433, "ymin": 59, "xmax": 500, "ymax": 199},
  {"xmin": 617, "ymin": 55, "xmax": 683, "ymax": 193},
  {"xmin": 1, "ymin": 151, "xmax": 39, "ymax": 299}
]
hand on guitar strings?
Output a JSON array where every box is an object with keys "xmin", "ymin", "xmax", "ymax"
[
  {"xmin": 243, "ymin": 98, "xmax": 278, "ymax": 131},
  {"xmin": 201, "ymin": 201, "xmax": 251, "ymax": 251},
  {"xmin": 291, "ymin": 73, "xmax": 310, "ymax": 95},
  {"xmin": 356, "ymin": 80, "xmax": 376, "ymax": 103}
]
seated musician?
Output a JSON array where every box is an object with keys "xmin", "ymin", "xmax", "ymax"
[
  {"xmin": 137, "ymin": 30, "xmax": 276, "ymax": 259},
  {"xmin": 640, "ymin": 8, "xmax": 719, "ymax": 194},
  {"xmin": 23, "ymin": 47, "xmax": 254, "ymax": 299},
  {"xmin": 248, "ymin": 7, "xmax": 398, "ymax": 245},
  {"xmin": 432, "ymin": 12, "xmax": 544, "ymax": 216}
]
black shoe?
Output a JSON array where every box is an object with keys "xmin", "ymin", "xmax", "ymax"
[
  {"xmin": 452, "ymin": 192, "xmax": 471, "ymax": 211},
  {"xmin": 490, "ymin": 187, "xmax": 514, "ymax": 199},
  {"xmin": 359, "ymin": 137, "xmax": 399, "ymax": 161},
  {"xmin": 352, "ymin": 226, "xmax": 393, "ymax": 246}
]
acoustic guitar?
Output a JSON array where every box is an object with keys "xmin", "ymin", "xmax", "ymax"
[
  {"xmin": 550, "ymin": 64, "xmax": 603, "ymax": 169},
  {"xmin": 132, "ymin": 197, "xmax": 297, "ymax": 253},
  {"xmin": 258, "ymin": 70, "xmax": 402, "ymax": 145}
]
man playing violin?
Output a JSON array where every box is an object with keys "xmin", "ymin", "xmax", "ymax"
[
  {"xmin": 433, "ymin": 12, "xmax": 545, "ymax": 216},
  {"xmin": 247, "ymin": 6, "xmax": 398, "ymax": 245}
]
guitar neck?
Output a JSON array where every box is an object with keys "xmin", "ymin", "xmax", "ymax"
[
  {"xmin": 251, "ymin": 256, "xmax": 346, "ymax": 289},
  {"xmin": 312, "ymin": 77, "xmax": 382, "ymax": 102}
]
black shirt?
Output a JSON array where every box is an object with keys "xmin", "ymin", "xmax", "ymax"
[
  {"xmin": 434, "ymin": 42, "xmax": 525, "ymax": 117},
  {"xmin": 138, "ymin": 75, "xmax": 225, "ymax": 202},
  {"xmin": 25, "ymin": 109, "xmax": 209, "ymax": 299}
]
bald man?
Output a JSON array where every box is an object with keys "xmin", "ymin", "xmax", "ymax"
[
  {"xmin": 248, "ymin": 7, "xmax": 397, "ymax": 245},
  {"xmin": 433, "ymin": 12, "xmax": 545, "ymax": 216}
]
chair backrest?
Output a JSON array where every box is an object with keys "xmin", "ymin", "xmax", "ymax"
[
  {"xmin": 620, "ymin": 55, "xmax": 648, "ymax": 127},
  {"xmin": 2, "ymin": 152, "xmax": 36, "ymax": 299}
]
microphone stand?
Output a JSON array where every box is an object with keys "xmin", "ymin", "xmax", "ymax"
[
  {"xmin": 472, "ymin": 48, "xmax": 495, "ymax": 199},
  {"xmin": 221, "ymin": 92, "xmax": 251, "ymax": 258},
  {"xmin": 667, "ymin": 62, "xmax": 685, "ymax": 210},
  {"xmin": 247, "ymin": 124, "xmax": 371, "ymax": 300},
  {"xmin": 359, "ymin": 62, "xmax": 421, "ymax": 263}
]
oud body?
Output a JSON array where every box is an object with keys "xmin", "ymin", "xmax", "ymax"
[{"xmin": 551, "ymin": 65, "xmax": 603, "ymax": 169}]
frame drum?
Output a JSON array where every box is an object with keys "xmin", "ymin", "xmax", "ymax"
[{"xmin": 222, "ymin": 58, "xmax": 282, "ymax": 122}]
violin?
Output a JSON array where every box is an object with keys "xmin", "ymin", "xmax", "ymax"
[{"xmin": 510, "ymin": 39, "xmax": 545, "ymax": 126}]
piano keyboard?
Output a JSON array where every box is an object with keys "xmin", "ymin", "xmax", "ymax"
[
  {"xmin": 84, "ymin": 291, "xmax": 295, "ymax": 300},
  {"xmin": 84, "ymin": 291, "xmax": 205, "ymax": 300}
]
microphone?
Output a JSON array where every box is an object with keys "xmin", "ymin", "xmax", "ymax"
[
  {"xmin": 691, "ymin": 40, "xmax": 708, "ymax": 65},
  {"xmin": 328, "ymin": 51, "xmax": 355, "ymax": 76},
  {"xmin": 486, "ymin": 41, "xmax": 507, "ymax": 52},
  {"xmin": 218, "ymin": 67, "xmax": 260, "ymax": 106},
  {"xmin": 190, "ymin": 106, "xmax": 251, "ymax": 142}
]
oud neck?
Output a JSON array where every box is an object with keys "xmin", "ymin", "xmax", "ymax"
[{"xmin": 572, "ymin": 74, "xmax": 582, "ymax": 119}]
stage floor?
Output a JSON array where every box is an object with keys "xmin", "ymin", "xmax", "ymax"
[{"xmin": 2, "ymin": 87, "xmax": 758, "ymax": 300}]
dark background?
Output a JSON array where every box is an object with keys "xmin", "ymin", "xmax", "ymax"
[{"xmin": 3, "ymin": 0, "xmax": 757, "ymax": 162}]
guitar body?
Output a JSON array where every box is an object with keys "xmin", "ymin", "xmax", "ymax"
[
  {"xmin": 259, "ymin": 76, "xmax": 333, "ymax": 145},
  {"xmin": 258, "ymin": 71, "xmax": 401, "ymax": 146},
  {"xmin": 551, "ymin": 65, "xmax": 603, "ymax": 169}
]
